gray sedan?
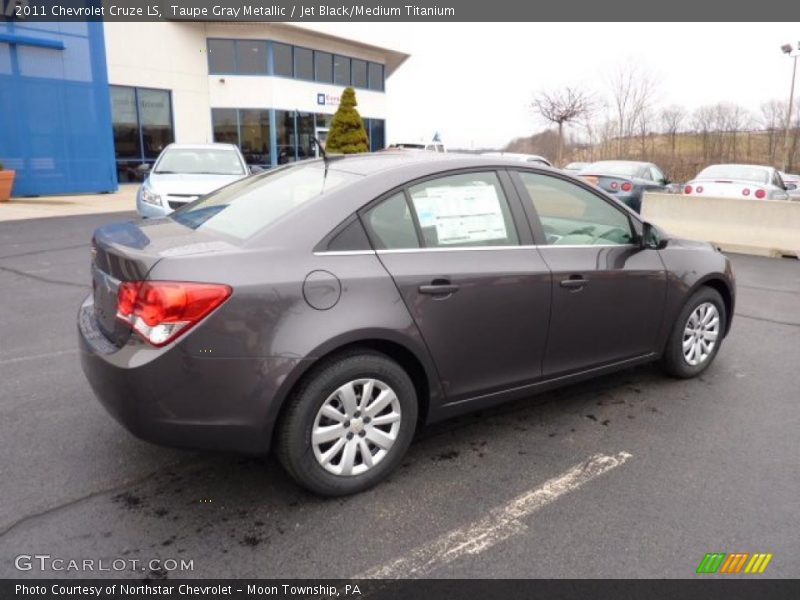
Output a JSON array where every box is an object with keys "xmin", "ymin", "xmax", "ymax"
[
  {"xmin": 80, "ymin": 153, "xmax": 735, "ymax": 496},
  {"xmin": 579, "ymin": 160, "xmax": 670, "ymax": 212}
]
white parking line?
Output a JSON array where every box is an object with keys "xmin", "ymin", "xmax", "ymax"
[
  {"xmin": 358, "ymin": 451, "xmax": 632, "ymax": 579},
  {"xmin": 0, "ymin": 349, "xmax": 75, "ymax": 366}
]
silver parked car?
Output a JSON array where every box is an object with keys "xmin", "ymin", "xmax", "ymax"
[
  {"xmin": 136, "ymin": 143, "xmax": 250, "ymax": 217},
  {"xmin": 684, "ymin": 164, "xmax": 793, "ymax": 201}
]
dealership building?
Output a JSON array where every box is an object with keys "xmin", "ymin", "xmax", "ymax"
[{"xmin": 0, "ymin": 21, "xmax": 408, "ymax": 196}]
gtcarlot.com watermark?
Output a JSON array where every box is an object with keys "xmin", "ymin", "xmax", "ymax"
[{"xmin": 14, "ymin": 553, "xmax": 194, "ymax": 573}]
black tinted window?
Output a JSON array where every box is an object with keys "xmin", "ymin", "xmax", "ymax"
[
  {"xmin": 207, "ymin": 39, "xmax": 235, "ymax": 74},
  {"xmin": 366, "ymin": 193, "xmax": 420, "ymax": 250},
  {"xmin": 314, "ymin": 51, "xmax": 333, "ymax": 83},
  {"xmin": 352, "ymin": 59, "xmax": 367, "ymax": 88},
  {"xmin": 236, "ymin": 40, "xmax": 267, "ymax": 74},
  {"xmin": 294, "ymin": 47, "xmax": 313, "ymax": 80},
  {"xmin": 368, "ymin": 62, "xmax": 384, "ymax": 91},
  {"xmin": 333, "ymin": 55, "xmax": 350, "ymax": 85},
  {"xmin": 273, "ymin": 42, "xmax": 293, "ymax": 77}
]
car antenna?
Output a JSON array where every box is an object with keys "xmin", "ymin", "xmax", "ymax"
[{"xmin": 294, "ymin": 109, "xmax": 329, "ymax": 175}]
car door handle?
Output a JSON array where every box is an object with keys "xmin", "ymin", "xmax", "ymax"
[
  {"xmin": 560, "ymin": 276, "xmax": 588, "ymax": 289},
  {"xmin": 419, "ymin": 281, "xmax": 460, "ymax": 295}
]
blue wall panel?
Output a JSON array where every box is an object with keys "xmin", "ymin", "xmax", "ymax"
[{"xmin": 0, "ymin": 21, "xmax": 117, "ymax": 196}]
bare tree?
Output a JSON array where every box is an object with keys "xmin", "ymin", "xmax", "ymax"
[
  {"xmin": 608, "ymin": 63, "xmax": 658, "ymax": 157},
  {"xmin": 660, "ymin": 105, "xmax": 686, "ymax": 160},
  {"xmin": 760, "ymin": 100, "xmax": 786, "ymax": 163},
  {"xmin": 692, "ymin": 105, "xmax": 716, "ymax": 162},
  {"xmin": 532, "ymin": 86, "xmax": 594, "ymax": 166}
]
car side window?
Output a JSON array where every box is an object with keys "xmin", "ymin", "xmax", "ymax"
[
  {"xmin": 773, "ymin": 171, "xmax": 784, "ymax": 188},
  {"xmin": 640, "ymin": 168, "xmax": 653, "ymax": 181},
  {"xmin": 650, "ymin": 166, "xmax": 665, "ymax": 183},
  {"xmin": 407, "ymin": 172, "xmax": 519, "ymax": 248},
  {"xmin": 365, "ymin": 193, "xmax": 420, "ymax": 250},
  {"xmin": 517, "ymin": 172, "xmax": 634, "ymax": 246}
]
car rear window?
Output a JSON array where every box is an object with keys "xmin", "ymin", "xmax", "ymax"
[
  {"xmin": 584, "ymin": 161, "xmax": 642, "ymax": 177},
  {"xmin": 171, "ymin": 163, "xmax": 359, "ymax": 240},
  {"xmin": 696, "ymin": 165, "xmax": 769, "ymax": 184}
]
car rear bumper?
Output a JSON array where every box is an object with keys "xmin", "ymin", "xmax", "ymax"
[{"xmin": 78, "ymin": 296, "xmax": 306, "ymax": 454}]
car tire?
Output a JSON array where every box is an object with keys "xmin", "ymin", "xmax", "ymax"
[
  {"xmin": 660, "ymin": 286, "xmax": 727, "ymax": 379},
  {"xmin": 276, "ymin": 350, "xmax": 418, "ymax": 496}
]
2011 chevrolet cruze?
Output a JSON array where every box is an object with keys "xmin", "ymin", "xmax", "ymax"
[{"xmin": 79, "ymin": 153, "xmax": 735, "ymax": 496}]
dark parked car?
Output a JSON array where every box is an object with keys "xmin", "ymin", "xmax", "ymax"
[
  {"xmin": 79, "ymin": 154, "xmax": 735, "ymax": 496},
  {"xmin": 579, "ymin": 160, "xmax": 670, "ymax": 212}
]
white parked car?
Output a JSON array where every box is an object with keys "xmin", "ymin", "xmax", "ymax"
[
  {"xmin": 480, "ymin": 151, "xmax": 552, "ymax": 167},
  {"xmin": 387, "ymin": 141, "xmax": 447, "ymax": 153},
  {"xmin": 684, "ymin": 164, "xmax": 794, "ymax": 201},
  {"xmin": 136, "ymin": 143, "xmax": 250, "ymax": 217}
]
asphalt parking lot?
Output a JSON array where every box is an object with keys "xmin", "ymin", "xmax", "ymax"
[{"xmin": 0, "ymin": 211, "xmax": 798, "ymax": 579}]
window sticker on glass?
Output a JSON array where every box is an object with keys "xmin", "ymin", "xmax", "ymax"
[{"xmin": 410, "ymin": 177, "xmax": 514, "ymax": 246}]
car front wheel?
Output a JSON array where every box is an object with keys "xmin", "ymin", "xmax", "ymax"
[
  {"xmin": 660, "ymin": 286, "xmax": 727, "ymax": 378},
  {"xmin": 276, "ymin": 351, "xmax": 418, "ymax": 496}
]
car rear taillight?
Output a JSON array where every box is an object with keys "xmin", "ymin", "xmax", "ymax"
[
  {"xmin": 755, "ymin": 189, "xmax": 766, "ymax": 199},
  {"xmin": 684, "ymin": 185, "xmax": 693, "ymax": 194},
  {"xmin": 610, "ymin": 181, "xmax": 619, "ymax": 190},
  {"xmin": 116, "ymin": 281, "xmax": 232, "ymax": 347},
  {"xmin": 621, "ymin": 182, "xmax": 633, "ymax": 192},
  {"xmin": 696, "ymin": 186, "xmax": 704, "ymax": 194},
  {"xmin": 742, "ymin": 188, "xmax": 750, "ymax": 197}
]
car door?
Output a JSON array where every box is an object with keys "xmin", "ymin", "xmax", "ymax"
[
  {"xmin": 511, "ymin": 170, "xmax": 667, "ymax": 377},
  {"xmin": 360, "ymin": 170, "xmax": 552, "ymax": 404}
]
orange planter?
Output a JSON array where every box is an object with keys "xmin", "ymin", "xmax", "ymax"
[{"xmin": 0, "ymin": 170, "xmax": 15, "ymax": 202}]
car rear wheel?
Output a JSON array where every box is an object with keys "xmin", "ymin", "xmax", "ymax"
[
  {"xmin": 276, "ymin": 351, "xmax": 418, "ymax": 496},
  {"xmin": 660, "ymin": 286, "xmax": 726, "ymax": 379}
]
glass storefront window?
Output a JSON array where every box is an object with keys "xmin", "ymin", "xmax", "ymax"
[
  {"xmin": 207, "ymin": 39, "xmax": 235, "ymax": 74},
  {"xmin": 296, "ymin": 113, "xmax": 315, "ymax": 161},
  {"xmin": 239, "ymin": 109, "xmax": 271, "ymax": 166},
  {"xmin": 273, "ymin": 42, "xmax": 293, "ymax": 77},
  {"xmin": 275, "ymin": 110, "xmax": 296, "ymax": 164},
  {"xmin": 211, "ymin": 108, "xmax": 238, "ymax": 145},
  {"xmin": 110, "ymin": 86, "xmax": 140, "ymax": 160},
  {"xmin": 333, "ymin": 55, "xmax": 350, "ymax": 86},
  {"xmin": 138, "ymin": 88, "xmax": 173, "ymax": 159},
  {"xmin": 369, "ymin": 118, "xmax": 385, "ymax": 151},
  {"xmin": 236, "ymin": 40, "xmax": 268, "ymax": 75},
  {"xmin": 111, "ymin": 85, "xmax": 174, "ymax": 182},
  {"xmin": 294, "ymin": 47, "xmax": 313, "ymax": 80}
]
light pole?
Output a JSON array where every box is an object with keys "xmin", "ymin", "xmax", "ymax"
[{"xmin": 780, "ymin": 43, "xmax": 799, "ymax": 173}]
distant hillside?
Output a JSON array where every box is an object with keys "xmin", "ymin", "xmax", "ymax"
[{"xmin": 505, "ymin": 129, "xmax": 798, "ymax": 182}]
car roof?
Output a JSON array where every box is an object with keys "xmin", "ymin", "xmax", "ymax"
[
  {"xmin": 323, "ymin": 152, "xmax": 559, "ymax": 177},
  {"xmin": 701, "ymin": 163, "xmax": 772, "ymax": 170},
  {"xmin": 163, "ymin": 143, "xmax": 240, "ymax": 151}
]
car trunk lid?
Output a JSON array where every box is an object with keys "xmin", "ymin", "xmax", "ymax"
[{"xmin": 90, "ymin": 217, "xmax": 238, "ymax": 347}]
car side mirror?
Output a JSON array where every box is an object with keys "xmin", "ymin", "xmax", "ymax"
[
  {"xmin": 786, "ymin": 182, "xmax": 797, "ymax": 191},
  {"xmin": 249, "ymin": 165, "xmax": 264, "ymax": 174},
  {"xmin": 642, "ymin": 222, "xmax": 668, "ymax": 250}
]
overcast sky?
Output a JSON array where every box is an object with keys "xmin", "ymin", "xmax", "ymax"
[{"xmin": 299, "ymin": 22, "xmax": 800, "ymax": 149}]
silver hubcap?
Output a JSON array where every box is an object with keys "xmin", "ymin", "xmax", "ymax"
[
  {"xmin": 682, "ymin": 302, "xmax": 720, "ymax": 366},
  {"xmin": 312, "ymin": 378, "xmax": 402, "ymax": 476}
]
